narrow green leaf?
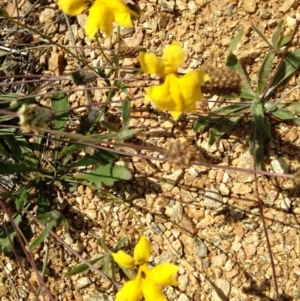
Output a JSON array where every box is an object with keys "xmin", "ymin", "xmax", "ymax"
[
  {"xmin": 66, "ymin": 151, "xmax": 119, "ymax": 169},
  {"xmin": 227, "ymin": 29, "xmax": 244, "ymax": 54},
  {"xmin": 208, "ymin": 117, "xmax": 242, "ymax": 146},
  {"xmin": 102, "ymin": 254, "xmax": 113, "ymax": 277},
  {"xmin": 0, "ymin": 162, "xmax": 41, "ymax": 174},
  {"xmin": 117, "ymin": 129, "xmax": 135, "ymax": 140},
  {"xmin": 114, "ymin": 237, "xmax": 129, "ymax": 251},
  {"xmin": 101, "ymin": 120, "xmax": 119, "ymax": 132},
  {"xmin": 72, "ymin": 163, "xmax": 132, "ymax": 188},
  {"xmin": 51, "ymin": 91, "xmax": 69, "ymax": 131},
  {"xmin": 271, "ymin": 108, "xmax": 296, "ymax": 120},
  {"xmin": 66, "ymin": 255, "xmax": 105, "ymax": 275},
  {"xmin": 250, "ymin": 101, "xmax": 271, "ymax": 137},
  {"xmin": 209, "ymin": 104, "xmax": 248, "ymax": 115},
  {"xmin": 16, "ymin": 188, "xmax": 27, "ymax": 211},
  {"xmin": 278, "ymin": 34, "xmax": 293, "ymax": 49},
  {"xmin": 252, "ymin": 25, "xmax": 272, "ymax": 49},
  {"xmin": 59, "ymin": 143, "xmax": 84, "ymax": 156},
  {"xmin": 193, "ymin": 118, "xmax": 212, "ymax": 131},
  {"xmin": 257, "ymin": 51, "xmax": 275, "ymax": 94},
  {"xmin": 271, "ymin": 19, "xmax": 284, "ymax": 50},
  {"xmin": 249, "ymin": 127, "xmax": 264, "ymax": 169},
  {"xmin": 122, "ymin": 99, "xmax": 131, "ymax": 131},
  {"xmin": 4, "ymin": 135, "xmax": 38, "ymax": 167},
  {"xmin": 226, "ymin": 52, "xmax": 255, "ymax": 98},
  {"xmin": 29, "ymin": 220, "xmax": 56, "ymax": 249},
  {"xmin": 0, "ymin": 214, "xmax": 22, "ymax": 253},
  {"xmin": 265, "ymin": 50, "xmax": 300, "ymax": 98}
]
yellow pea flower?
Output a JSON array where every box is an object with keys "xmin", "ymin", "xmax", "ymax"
[
  {"xmin": 138, "ymin": 41, "xmax": 209, "ymax": 120},
  {"xmin": 112, "ymin": 236, "xmax": 179, "ymax": 301},
  {"xmin": 57, "ymin": 0, "xmax": 139, "ymax": 38},
  {"xmin": 138, "ymin": 41, "xmax": 184, "ymax": 78}
]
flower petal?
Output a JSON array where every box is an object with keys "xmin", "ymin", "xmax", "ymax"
[
  {"xmin": 85, "ymin": 0, "xmax": 114, "ymax": 38},
  {"xmin": 162, "ymin": 41, "xmax": 184, "ymax": 75},
  {"xmin": 138, "ymin": 52, "xmax": 164, "ymax": 77},
  {"xmin": 57, "ymin": 0, "xmax": 87, "ymax": 16},
  {"xmin": 116, "ymin": 277, "xmax": 143, "ymax": 301},
  {"xmin": 148, "ymin": 263, "xmax": 179, "ymax": 286},
  {"xmin": 145, "ymin": 76, "xmax": 174, "ymax": 111},
  {"xmin": 133, "ymin": 236, "xmax": 152, "ymax": 265},
  {"xmin": 111, "ymin": 250, "xmax": 135, "ymax": 268},
  {"xmin": 105, "ymin": 0, "xmax": 135, "ymax": 27},
  {"xmin": 142, "ymin": 278, "xmax": 168, "ymax": 301}
]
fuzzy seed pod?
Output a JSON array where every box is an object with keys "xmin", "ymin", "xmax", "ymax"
[{"xmin": 201, "ymin": 66, "xmax": 242, "ymax": 96}]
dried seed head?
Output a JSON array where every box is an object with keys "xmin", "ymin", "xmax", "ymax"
[
  {"xmin": 70, "ymin": 70, "xmax": 97, "ymax": 85},
  {"xmin": 17, "ymin": 104, "xmax": 55, "ymax": 133},
  {"xmin": 165, "ymin": 140, "xmax": 198, "ymax": 168},
  {"xmin": 201, "ymin": 66, "xmax": 242, "ymax": 96},
  {"xmin": 117, "ymin": 46, "xmax": 146, "ymax": 59}
]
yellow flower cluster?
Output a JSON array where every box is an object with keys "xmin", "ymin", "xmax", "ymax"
[
  {"xmin": 57, "ymin": 0, "xmax": 139, "ymax": 38},
  {"xmin": 139, "ymin": 41, "xmax": 210, "ymax": 120},
  {"xmin": 112, "ymin": 236, "xmax": 179, "ymax": 301}
]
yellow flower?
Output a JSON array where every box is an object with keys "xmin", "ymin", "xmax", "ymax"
[
  {"xmin": 57, "ymin": 0, "xmax": 139, "ymax": 38},
  {"xmin": 138, "ymin": 41, "xmax": 209, "ymax": 120},
  {"xmin": 112, "ymin": 236, "xmax": 179, "ymax": 301},
  {"xmin": 138, "ymin": 41, "xmax": 184, "ymax": 78}
]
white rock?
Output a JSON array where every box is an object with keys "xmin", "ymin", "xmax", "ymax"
[
  {"xmin": 178, "ymin": 293, "xmax": 190, "ymax": 301},
  {"xmin": 281, "ymin": 197, "xmax": 292, "ymax": 211},
  {"xmin": 188, "ymin": 1, "xmax": 198, "ymax": 14},
  {"xmin": 39, "ymin": 8, "xmax": 55, "ymax": 23},
  {"xmin": 212, "ymin": 278, "xmax": 231, "ymax": 301},
  {"xmin": 204, "ymin": 188, "xmax": 223, "ymax": 209},
  {"xmin": 286, "ymin": 16, "xmax": 297, "ymax": 29},
  {"xmin": 76, "ymin": 277, "xmax": 91, "ymax": 289},
  {"xmin": 270, "ymin": 158, "xmax": 289, "ymax": 174},
  {"xmin": 236, "ymin": 151, "xmax": 255, "ymax": 183},
  {"xmin": 165, "ymin": 202, "xmax": 183, "ymax": 223}
]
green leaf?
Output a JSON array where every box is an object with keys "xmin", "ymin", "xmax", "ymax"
[
  {"xmin": 227, "ymin": 29, "xmax": 244, "ymax": 54},
  {"xmin": 208, "ymin": 117, "xmax": 242, "ymax": 146},
  {"xmin": 15, "ymin": 187, "xmax": 27, "ymax": 211},
  {"xmin": 4, "ymin": 135, "xmax": 38, "ymax": 167},
  {"xmin": 0, "ymin": 214, "xmax": 22, "ymax": 253},
  {"xmin": 0, "ymin": 162, "xmax": 42, "ymax": 175},
  {"xmin": 59, "ymin": 143, "xmax": 84, "ymax": 156},
  {"xmin": 209, "ymin": 103, "xmax": 248, "ymax": 115},
  {"xmin": 270, "ymin": 108, "xmax": 296, "ymax": 120},
  {"xmin": 72, "ymin": 163, "xmax": 132, "ymax": 188},
  {"xmin": 257, "ymin": 51, "xmax": 275, "ymax": 94},
  {"xmin": 101, "ymin": 120, "xmax": 119, "ymax": 132},
  {"xmin": 265, "ymin": 50, "xmax": 300, "ymax": 98},
  {"xmin": 102, "ymin": 254, "xmax": 114, "ymax": 277},
  {"xmin": 271, "ymin": 19, "xmax": 283, "ymax": 50},
  {"xmin": 114, "ymin": 237, "xmax": 129, "ymax": 251},
  {"xmin": 122, "ymin": 99, "xmax": 131, "ymax": 131},
  {"xmin": 193, "ymin": 118, "xmax": 212, "ymax": 131},
  {"xmin": 29, "ymin": 219, "xmax": 56, "ymax": 249},
  {"xmin": 226, "ymin": 53, "xmax": 255, "ymax": 99},
  {"xmin": 66, "ymin": 255, "xmax": 106, "ymax": 275},
  {"xmin": 277, "ymin": 34, "xmax": 293, "ymax": 49},
  {"xmin": 65, "ymin": 151, "xmax": 119, "ymax": 169},
  {"xmin": 250, "ymin": 101, "xmax": 271, "ymax": 137},
  {"xmin": 51, "ymin": 91, "xmax": 69, "ymax": 131},
  {"xmin": 249, "ymin": 127, "xmax": 264, "ymax": 169},
  {"xmin": 252, "ymin": 25, "xmax": 272, "ymax": 49}
]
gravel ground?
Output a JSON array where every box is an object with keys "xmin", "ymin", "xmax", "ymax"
[{"xmin": 1, "ymin": 0, "xmax": 300, "ymax": 300}]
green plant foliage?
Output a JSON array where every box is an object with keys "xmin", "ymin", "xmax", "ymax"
[
  {"xmin": 70, "ymin": 163, "xmax": 132, "ymax": 188},
  {"xmin": 257, "ymin": 51, "xmax": 275, "ymax": 95},
  {"xmin": 250, "ymin": 101, "xmax": 271, "ymax": 138},
  {"xmin": 264, "ymin": 50, "xmax": 300, "ymax": 98},
  {"xmin": 0, "ymin": 214, "xmax": 22, "ymax": 253}
]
